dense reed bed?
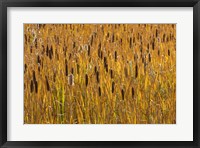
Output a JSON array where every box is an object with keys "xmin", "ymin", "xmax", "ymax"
[{"xmin": 24, "ymin": 24, "xmax": 176, "ymax": 124}]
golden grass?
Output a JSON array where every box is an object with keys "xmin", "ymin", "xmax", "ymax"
[{"xmin": 24, "ymin": 24, "xmax": 176, "ymax": 124}]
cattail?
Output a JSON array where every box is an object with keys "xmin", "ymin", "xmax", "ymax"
[
  {"xmin": 98, "ymin": 49, "xmax": 101, "ymax": 58},
  {"xmin": 53, "ymin": 73, "xmax": 56, "ymax": 82},
  {"xmin": 96, "ymin": 71, "xmax": 99, "ymax": 83},
  {"xmin": 148, "ymin": 53, "xmax": 151, "ymax": 62},
  {"xmin": 30, "ymin": 80, "xmax": 34, "ymax": 93},
  {"xmin": 112, "ymin": 34, "xmax": 114, "ymax": 42},
  {"xmin": 124, "ymin": 67, "xmax": 128, "ymax": 77},
  {"xmin": 152, "ymin": 41, "xmax": 155, "ymax": 50},
  {"xmin": 77, "ymin": 64, "xmax": 80, "ymax": 74},
  {"xmin": 98, "ymin": 43, "xmax": 101, "ymax": 58},
  {"xmin": 25, "ymin": 34, "xmax": 27, "ymax": 43},
  {"xmin": 156, "ymin": 29, "xmax": 158, "ymax": 37},
  {"xmin": 121, "ymin": 89, "xmax": 125, "ymax": 100},
  {"xmin": 132, "ymin": 87, "xmax": 134, "ymax": 98},
  {"xmin": 114, "ymin": 51, "xmax": 117, "ymax": 62},
  {"xmin": 85, "ymin": 74, "xmax": 88, "ymax": 87},
  {"xmin": 24, "ymin": 64, "xmax": 27, "ymax": 73},
  {"xmin": 68, "ymin": 74, "xmax": 74, "ymax": 86},
  {"xmin": 98, "ymin": 86, "xmax": 101, "ymax": 96},
  {"xmin": 65, "ymin": 63, "xmax": 68, "ymax": 76},
  {"xmin": 112, "ymin": 82, "xmax": 115, "ymax": 93},
  {"xmin": 33, "ymin": 71, "xmax": 36, "ymax": 83},
  {"xmin": 88, "ymin": 45, "xmax": 90, "ymax": 56},
  {"xmin": 163, "ymin": 34, "xmax": 166, "ymax": 42},
  {"xmin": 110, "ymin": 69, "xmax": 113, "ymax": 79},
  {"xmin": 37, "ymin": 55, "xmax": 41, "ymax": 64},
  {"xmin": 100, "ymin": 51, "xmax": 103, "ymax": 59},
  {"xmin": 168, "ymin": 49, "xmax": 170, "ymax": 56},
  {"xmin": 46, "ymin": 45, "xmax": 49, "ymax": 56},
  {"xmin": 105, "ymin": 64, "xmax": 108, "ymax": 72},
  {"xmin": 46, "ymin": 76, "xmax": 50, "ymax": 91},
  {"xmin": 130, "ymin": 37, "xmax": 132, "ymax": 48},
  {"xmin": 35, "ymin": 38, "xmax": 37, "ymax": 48},
  {"xmin": 135, "ymin": 64, "xmax": 138, "ymax": 78},
  {"xmin": 158, "ymin": 49, "xmax": 160, "ymax": 56},
  {"xmin": 35, "ymin": 81, "xmax": 38, "ymax": 93},
  {"xmin": 90, "ymin": 35, "xmax": 93, "ymax": 45},
  {"xmin": 94, "ymin": 66, "xmax": 97, "ymax": 74}
]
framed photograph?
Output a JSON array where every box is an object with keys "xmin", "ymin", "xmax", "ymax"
[{"xmin": 0, "ymin": 0, "xmax": 199, "ymax": 147}]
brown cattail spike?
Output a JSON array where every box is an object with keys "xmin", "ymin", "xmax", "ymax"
[
  {"xmin": 96, "ymin": 71, "xmax": 99, "ymax": 83},
  {"xmin": 85, "ymin": 74, "xmax": 88, "ymax": 87},
  {"xmin": 110, "ymin": 69, "xmax": 113, "ymax": 79},
  {"xmin": 98, "ymin": 86, "xmax": 101, "ymax": 96},
  {"xmin": 94, "ymin": 66, "xmax": 97, "ymax": 74},
  {"xmin": 132, "ymin": 87, "xmax": 134, "ymax": 98},
  {"xmin": 135, "ymin": 64, "xmax": 138, "ymax": 78},
  {"xmin": 65, "ymin": 63, "xmax": 68, "ymax": 76},
  {"xmin": 77, "ymin": 64, "xmax": 80, "ymax": 74},
  {"xmin": 88, "ymin": 45, "xmax": 90, "ymax": 56},
  {"xmin": 168, "ymin": 49, "xmax": 170, "ymax": 56},
  {"xmin": 30, "ymin": 80, "xmax": 34, "ymax": 93},
  {"xmin": 112, "ymin": 82, "xmax": 115, "ymax": 93},
  {"xmin": 124, "ymin": 67, "xmax": 128, "ymax": 77},
  {"xmin": 33, "ymin": 71, "xmax": 36, "ymax": 83},
  {"xmin": 46, "ymin": 45, "xmax": 49, "ymax": 56},
  {"xmin": 121, "ymin": 89, "xmax": 125, "ymax": 100},
  {"xmin": 46, "ymin": 76, "xmax": 50, "ymax": 91},
  {"xmin": 115, "ymin": 51, "xmax": 117, "ymax": 62},
  {"xmin": 35, "ymin": 81, "xmax": 38, "ymax": 93},
  {"xmin": 149, "ymin": 53, "xmax": 151, "ymax": 62}
]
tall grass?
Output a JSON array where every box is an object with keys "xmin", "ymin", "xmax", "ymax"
[{"xmin": 24, "ymin": 24, "xmax": 176, "ymax": 124}]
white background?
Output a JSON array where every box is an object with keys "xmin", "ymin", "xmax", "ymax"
[{"xmin": 7, "ymin": 7, "xmax": 193, "ymax": 141}]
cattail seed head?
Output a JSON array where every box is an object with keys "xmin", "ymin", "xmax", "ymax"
[
  {"xmin": 35, "ymin": 81, "xmax": 38, "ymax": 93},
  {"xmin": 96, "ymin": 71, "xmax": 100, "ymax": 83},
  {"xmin": 85, "ymin": 74, "xmax": 88, "ymax": 87},
  {"xmin": 46, "ymin": 45, "xmax": 49, "ymax": 56},
  {"xmin": 124, "ymin": 67, "xmax": 128, "ymax": 77},
  {"xmin": 77, "ymin": 64, "xmax": 80, "ymax": 74},
  {"xmin": 121, "ymin": 89, "xmax": 125, "ymax": 100},
  {"xmin": 33, "ymin": 70, "xmax": 36, "ymax": 83},
  {"xmin": 65, "ymin": 63, "xmax": 68, "ymax": 76},
  {"xmin": 112, "ymin": 82, "xmax": 115, "ymax": 93},
  {"xmin": 114, "ymin": 51, "xmax": 117, "ymax": 62},
  {"xmin": 30, "ymin": 80, "xmax": 34, "ymax": 93},
  {"xmin": 88, "ymin": 45, "xmax": 90, "ymax": 56},
  {"xmin": 132, "ymin": 87, "xmax": 134, "ymax": 98},
  {"xmin": 110, "ymin": 69, "xmax": 113, "ymax": 79},
  {"xmin": 98, "ymin": 86, "xmax": 101, "ymax": 96},
  {"xmin": 135, "ymin": 64, "xmax": 138, "ymax": 78},
  {"xmin": 46, "ymin": 76, "xmax": 50, "ymax": 91},
  {"xmin": 148, "ymin": 53, "xmax": 151, "ymax": 62},
  {"xmin": 168, "ymin": 49, "xmax": 170, "ymax": 56}
]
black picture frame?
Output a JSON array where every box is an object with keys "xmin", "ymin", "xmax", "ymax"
[{"xmin": 0, "ymin": 0, "xmax": 199, "ymax": 147}]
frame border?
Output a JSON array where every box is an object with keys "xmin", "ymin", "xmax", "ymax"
[{"xmin": 0, "ymin": 0, "xmax": 199, "ymax": 147}]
